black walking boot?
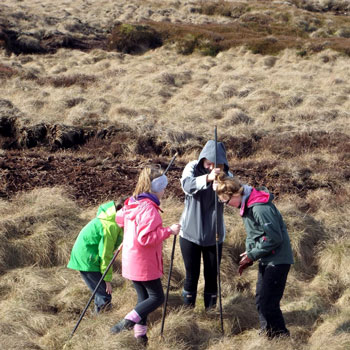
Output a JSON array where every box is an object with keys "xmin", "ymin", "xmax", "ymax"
[
  {"xmin": 94, "ymin": 301, "xmax": 112, "ymax": 314},
  {"xmin": 204, "ymin": 292, "xmax": 217, "ymax": 310},
  {"xmin": 136, "ymin": 334, "xmax": 148, "ymax": 347},
  {"xmin": 182, "ymin": 289, "xmax": 197, "ymax": 308},
  {"xmin": 267, "ymin": 328, "xmax": 290, "ymax": 339},
  {"xmin": 110, "ymin": 318, "xmax": 135, "ymax": 334}
]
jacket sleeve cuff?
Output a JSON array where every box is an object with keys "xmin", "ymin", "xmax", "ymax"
[
  {"xmin": 247, "ymin": 252, "xmax": 255, "ymax": 261},
  {"xmin": 165, "ymin": 227, "xmax": 173, "ymax": 237},
  {"xmin": 103, "ymin": 272, "xmax": 112, "ymax": 282},
  {"xmin": 196, "ymin": 174, "xmax": 209, "ymax": 190}
]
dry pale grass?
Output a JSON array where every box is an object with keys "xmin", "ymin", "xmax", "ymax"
[
  {"xmin": 278, "ymin": 199, "xmax": 327, "ymax": 277},
  {"xmin": 291, "ymin": 0, "xmax": 350, "ymax": 13},
  {"xmin": 0, "ymin": 267, "xmax": 73, "ymax": 350},
  {"xmin": 1, "ymin": 46, "xmax": 350, "ymax": 142},
  {"xmin": 318, "ymin": 236, "xmax": 350, "ymax": 286},
  {"xmin": 0, "ymin": 0, "xmax": 349, "ymax": 143},
  {"xmin": 308, "ymin": 308, "xmax": 350, "ymax": 350},
  {"xmin": 1, "ymin": 1, "xmax": 350, "ymax": 349},
  {"xmin": 309, "ymin": 235, "xmax": 350, "ymax": 302},
  {"xmin": 336, "ymin": 288, "xmax": 350, "ymax": 308},
  {"xmin": 1, "ymin": 188, "xmax": 350, "ymax": 349},
  {"xmin": 0, "ymin": 187, "xmax": 86, "ymax": 273}
]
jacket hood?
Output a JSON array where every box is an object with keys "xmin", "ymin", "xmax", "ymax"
[
  {"xmin": 239, "ymin": 184, "xmax": 253, "ymax": 216},
  {"xmin": 122, "ymin": 196, "xmax": 161, "ymax": 221},
  {"xmin": 96, "ymin": 201, "xmax": 117, "ymax": 221},
  {"xmin": 247, "ymin": 187, "xmax": 273, "ymax": 206},
  {"xmin": 136, "ymin": 193, "xmax": 160, "ymax": 206},
  {"xmin": 197, "ymin": 140, "xmax": 229, "ymax": 174},
  {"xmin": 240, "ymin": 187, "xmax": 272, "ymax": 216}
]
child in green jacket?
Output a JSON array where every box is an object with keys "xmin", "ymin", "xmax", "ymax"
[{"xmin": 68, "ymin": 200, "xmax": 124, "ymax": 313}]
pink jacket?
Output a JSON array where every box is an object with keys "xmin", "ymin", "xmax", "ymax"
[{"xmin": 116, "ymin": 197, "xmax": 172, "ymax": 281}]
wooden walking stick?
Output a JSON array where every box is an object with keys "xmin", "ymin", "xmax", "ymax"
[{"xmin": 215, "ymin": 126, "xmax": 224, "ymax": 334}]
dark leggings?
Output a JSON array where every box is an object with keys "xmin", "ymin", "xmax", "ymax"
[
  {"xmin": 132, "ymin": 278, "xmax": 164, "ymax": 323},
  {"xmin": 180, "ymin": 236, "xmax": 222, "ymax": 293}
]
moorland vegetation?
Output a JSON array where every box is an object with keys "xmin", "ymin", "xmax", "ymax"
[{"xmin": 0, "ymin": 0, "xmax": 350, "ymax": 349}]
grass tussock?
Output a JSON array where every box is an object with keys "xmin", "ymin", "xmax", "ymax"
[
  {"xmin": 108, "ymin": 23, "xmax": 162, "ymax": 54},
  {"xmin": 145, "ymin": 20, "xmax": 306, "ymax": 56},
  {"xmin": 105, "ymin": 6, "xmax": 350, "ymax": 57},
  {"xmin": 222, "ymin": 292, "xmax": 259, "ymax": 334},
  {"xmin": 317, "ymin": 236, "xmax": 350, "ymax": 286},
  {"xmin": 290, "ymin": 0, "xmax": 350, "ymax": 13},
  {"xmin": 197, "ymin": 0, "xmax": 250, "ymax": 18},
  {"xmin": 0, "ymin": 63, "xmax": 18, "ymax": 79},
  {"xmin": 0, "ymin": 187, "xmax": 85, "ymax": 273},
  {"xmin": 0, "ymin": 267, "xmax": 69, "ymax": 350},
  {"xmin": 279, "ymin": 201, "xmax": 327, "ymax": 277},
  {"xmin": 308, "ymin": 309, "xmax": 350, "ymax": 350},
  {"xmin": 37, "ymin": 74, "xmax": 97, "ymax": 88},
  {"xmin": 1, "ymin": 1, "xmax": 350, "ymax": 349},
  {"xmin": 283, "ymin": 291, "xmax": 329, "ymax": 330},
  {"xmin": 150, "ymin": 309, "xmax": 214, "ymax": 350},
  {"xmin": 0, "ymin": 182, "xmax": 349, "ymax": 349}
]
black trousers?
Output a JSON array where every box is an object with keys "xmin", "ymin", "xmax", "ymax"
[
  {"xmin": 132, "ymin": 278, "xmax": 164, "ymax": 324},
  {"xmin": 180, "ymin": 236, "xmax": 222, "ymax": 294},
  {"xmin": 256, "ymin": 263, "xmax": 290, "ymax": 337},
  {"xmin": 80, "ymin": 271, "xmax": 111, "ymax": 310}
]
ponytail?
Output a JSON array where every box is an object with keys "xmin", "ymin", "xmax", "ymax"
[{"xmin": 133, "ymin": 165, "xmax": 163, "ymax": 197}]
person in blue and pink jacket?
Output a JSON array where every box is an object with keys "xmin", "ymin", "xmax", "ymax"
[
  {"xmin": 110, "ymin": 165, "xmax": 181, "ymax": 346},
  {"xmin": 215, "ymin": 173, "xmax": 294, "ymax": 339}
]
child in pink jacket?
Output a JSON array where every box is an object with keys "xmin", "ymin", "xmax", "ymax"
[{"xmin": 110, "ymin": 165, "xmax": 180, "ymax": 345}]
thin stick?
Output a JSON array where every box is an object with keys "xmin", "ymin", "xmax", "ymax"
[
  {"xmin": 215, "ymin": 126, "xmax": 224, "ymax": 334},
  {"xmin": 160, "ymin": 152, "xmax": 178, "ymax": 336},
  {"xmin": 164, "ymin": 153, "xmax": 178, "ymax": 175},
  {"xmin": 160, "ymin": 235, "xmax": 177, "ymax": 336}
]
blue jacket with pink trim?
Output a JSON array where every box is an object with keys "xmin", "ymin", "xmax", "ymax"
[{"xmin": 241, "ymin": 187, "xmax": 294, "ymax": 266}]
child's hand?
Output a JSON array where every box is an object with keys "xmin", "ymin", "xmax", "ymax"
[
  {"xmin": 238, "ymin": 252, "xmax": 253, "ymax": 276},
  {"xmin": 207, "ymin": 168, "xmax": 221, "ymax": 182},
  {"xmin": 106, "ymin": 281, "xmax": 112, "ymax": 294},
  {"xmin": 170, "ymin": 223, "xmax": 181, "ymax": 235}
]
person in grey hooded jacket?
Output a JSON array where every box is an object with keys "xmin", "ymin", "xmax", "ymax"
[{"xmin": 179, "ymin": 140, "xmax": 230, "ymax": 309}]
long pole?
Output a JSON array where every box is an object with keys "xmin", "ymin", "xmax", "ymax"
[
  {"xmin": 160, "ymin": 234, "xmax": 176, "ymax": 336},
  {"xmin": 160, "ymin": 152, "xmax": 178, "ymax": 336},
  {"xmin": 70, "ymin": 243, "xmax": 123, "ymax": 338},
  {"xmin": 215, "ymin": 126, "xmax": 224, "ymax": 334},
  {"xmin": 164, "ymin": 153, "xmax": 177, "ymax": 175}
]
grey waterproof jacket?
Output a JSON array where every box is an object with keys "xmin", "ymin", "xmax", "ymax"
[{"xmin": 179, "ymin": 140, "xmax": 229, "ymax": 246}]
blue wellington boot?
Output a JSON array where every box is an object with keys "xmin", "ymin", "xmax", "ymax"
[
  {"xmin": 182, "ymin": 289, "xmax": 197, "ymax": 308},
  {"xmin": 204, "ymin": 292, "xmax": 217, "ymax": 310}
]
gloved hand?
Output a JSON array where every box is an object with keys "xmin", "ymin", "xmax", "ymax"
[
  {"xmin": 238, "ymin": 254, "xmax": 253, "ymax": 276},
  {"xmin": 170, "ymin": 223, "xmax": 181, "ymax": 235}
]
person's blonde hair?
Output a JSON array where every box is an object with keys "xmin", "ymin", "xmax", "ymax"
[
  {"xmin": 133, "ymin": 165, "xmax": 163, "ymax": 197},
  {"xmin": 216, "ymin": 173, "xmax": 244, "ymax": 197}
]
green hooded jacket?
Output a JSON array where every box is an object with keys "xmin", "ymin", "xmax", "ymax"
[
  {"xmin": 242, "ymin": 188, "xmax": 294, "ymax": 266},
  {"xmin": 67, "ymin": 201, "xmax": 123, "ymax": 282}
]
